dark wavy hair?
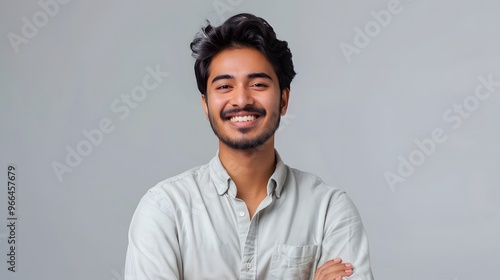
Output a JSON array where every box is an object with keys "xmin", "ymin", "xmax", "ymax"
[{"xmin": 190, "ymin": 13, "xmax": 296, "ymax": 95}]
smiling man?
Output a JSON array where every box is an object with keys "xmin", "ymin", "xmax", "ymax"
[{"xmin": 125, "ymin": 13, "xmax": 374, "ymax": 280}]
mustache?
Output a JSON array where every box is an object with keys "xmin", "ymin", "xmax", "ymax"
[{"xmin": 220, "ymin": 106, "xmax": 266, "ymax": 119}]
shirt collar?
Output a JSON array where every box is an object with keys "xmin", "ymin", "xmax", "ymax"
[
  {"xmin": 208, "ymin": 151, "xmax": 232, "ymax": 195},
  {"xmin": 208, "ymin": 149, "xmax": 288, "ymax": 198}
]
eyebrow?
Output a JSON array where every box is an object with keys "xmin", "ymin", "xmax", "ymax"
[
  {"xmin": 247, "ymin": 72, "xmax": 273, "ymax": 80},
  {"xmin": 211, "ymin": 72, "xmax": 273, "ymax": 83}
]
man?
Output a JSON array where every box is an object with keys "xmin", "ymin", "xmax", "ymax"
[{"xmin": 125, "ymin": 13, "xmax": 374, "ymax": 280}]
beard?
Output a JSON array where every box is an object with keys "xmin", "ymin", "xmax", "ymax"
[{"xmin": 207, "ymin": 103, "xmax": 281, "ymax": 151}]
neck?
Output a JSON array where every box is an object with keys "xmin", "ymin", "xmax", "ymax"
[{"xmin": 218, "ymin": 139, "xmax": 276, "ymax": 198}]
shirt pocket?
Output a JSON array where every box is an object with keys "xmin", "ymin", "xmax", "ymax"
[{"xmin": 268, "ymin": 244, "xmax": 318, "ymax": 280}]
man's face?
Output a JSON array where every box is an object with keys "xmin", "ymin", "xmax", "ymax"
[{"xmin": 202, "ymin": 47, "xmax": 289, "ymax": 151}]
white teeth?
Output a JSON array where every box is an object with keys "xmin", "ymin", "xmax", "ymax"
[{"xmin": 230, "ymin": 115, "xmax": 256, "ymax": 122}]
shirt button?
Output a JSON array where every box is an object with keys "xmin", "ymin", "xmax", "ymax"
[
  {"xmin": 239, "ymin": 211, "xmax": 245, "ymax": 217},
  {"xmin": 246, "ymin": 262, "xmax": 252, "ymax": 269}
]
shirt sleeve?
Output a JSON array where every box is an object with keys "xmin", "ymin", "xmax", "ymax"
[
  {"xmin": 125, "ymin": 188, "xmax": 182, "ymax": 280},
  {"xmin": 317, "ymin": 192, "xmax": 374, "ymax": 280}
]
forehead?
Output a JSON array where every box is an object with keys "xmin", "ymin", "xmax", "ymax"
[{"xmin": 208, "ymin": 48, "xmax": 277, "ymax": 80}]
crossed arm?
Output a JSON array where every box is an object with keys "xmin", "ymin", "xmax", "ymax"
[
  {"xmin": 125, "ymin": 190, "xmax": 373, "ymax": 279},
  {"xmin": 314, "ymin": 258, "xmax": 353, "ymax": 280},
  {"xmin": 313, "ymin": 192, "xmax": 374, "ymax": 280}
]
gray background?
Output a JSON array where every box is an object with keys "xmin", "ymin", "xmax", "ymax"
[{"xmin": 1, "ymin": 0, "xmax": 499, "ymax": 279}]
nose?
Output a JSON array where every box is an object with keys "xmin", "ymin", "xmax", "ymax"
[{"xmin": 230, "ymin": 85, "xmax": 254, "ymax": 108}]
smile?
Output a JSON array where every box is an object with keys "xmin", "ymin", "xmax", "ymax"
[{"xmin": 230, "ymin": 115, "xmax": 257, "ymax": 122}]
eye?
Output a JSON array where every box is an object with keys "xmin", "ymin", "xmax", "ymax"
[
  {"xmin": 252, "ymin": 83, "xmax": 268, "ymax": 88},
  {"xmin": 216, "ymin": 84, "xmax": 231, "ymax": 90}
]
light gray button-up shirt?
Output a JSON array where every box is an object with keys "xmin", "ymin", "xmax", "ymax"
[{"xmin": 125, "ymin": 151, "xmax": 374, "ymax": 280}]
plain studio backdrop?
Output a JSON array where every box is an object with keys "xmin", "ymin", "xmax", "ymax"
[{"xmin": 1, "ymin": 0, "xmax": 499, "ymax": 279}]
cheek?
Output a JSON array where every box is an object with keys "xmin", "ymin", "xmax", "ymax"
[{"xmin": 207, "ymin": 97, "xmax": 226, "ymax": 118}]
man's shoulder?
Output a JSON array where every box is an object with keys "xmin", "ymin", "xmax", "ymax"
[
  {"xmin": 286, "ymin": 165, "xmax": 345, "ymax": 196},
  {"xmin": 131, "ymin": 163, "xmax": 212, "ymax": 218},
  {"xmin": 142, "ymin": 162, "xmax": 211, "ymax": 203},
  {"xmin": 155, "ymin": 162, "xmax": 210, "ymax": 189},
  {"xmin": 160, "ymin": 163, "xmax": 210, "ymax": 185}
]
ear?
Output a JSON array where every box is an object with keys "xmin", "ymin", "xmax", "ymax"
[
  {"xmin": 201, "ymin": 93, "xmax": 209, "ymax": 121},
  {"xmin": 280, "ymin": 88, "xmax": 290, "ymax": 116}
]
